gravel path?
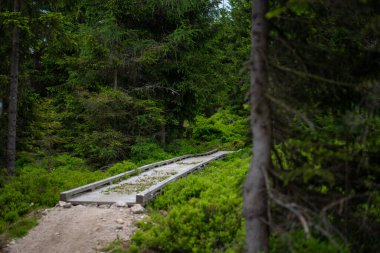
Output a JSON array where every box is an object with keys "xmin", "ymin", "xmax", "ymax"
[{"xmin": 6, "ymin": 204, "xmax": 145, "ymax": 253}]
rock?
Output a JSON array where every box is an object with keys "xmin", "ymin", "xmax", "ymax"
[
  {"xmin": 58, "ymin": 201, "xmax": 72, "ymax": 208},
  {"xmin": 116, "ymin": 225, "xmax": 123, "ymax": 230},
  {"xmin": 63, "ymin": 203, "xmax": 72, "ymax": 208},
  {"xmin": 55, "ymin": 232, "xmax": 60, "ymax": 236},
  {"xmin": 58, "ymin": 201, "xmax": 67, "ymax": 207},
  {"xmin": 131, "ymin": 204, "xmax": 145, "ymax": 214},
  {"xmin": 9, "ymin": 239, "xmax": 16, "ymax": 245},
  {"xmin": 98, "ymin": 204, "xmax": 110, "ymax": 209},
  {"xmin": 116, "ymin": 219, "xmax": 124, "ymax": 224},
  {"xmin": 115, "ymin": 201, "xmax": 126, "ymax": 207}
]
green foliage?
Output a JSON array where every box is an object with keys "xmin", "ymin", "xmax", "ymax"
[
  {"xmin": 24, "ymin": 88, "xmax": 165, "ymax": 166},
  {"xmin": 75, "ymin": 129, "xmax": 127, "ymax": 165},
  {"xmin": 270, "ymin": 231, "xmax": 349, "ymax": 253},
  {"xmin": 0, "ymin": 154, "xmax": 106, "ymax": 238},
  {"xmin": 101, "ymin": 239, "xmax": 128, "ymax": 253},
  {"xmin": 127, "ymin": 152, "xmax": 248, "ymax": 252},
  {"xmin": 6, "ymin": 218, "xmax": 37, "ymax": 238},
  {"xmin": 272, "ymin": 111, "xmax": 380, "ymax": 252},
  {"xmin": 130, "ymin": 140, "xmax": 173, "ymax": 165},
  {"xmin": 107, "ymin": 161, "xmax": 137, "ymax": 176},
  {"xmin": 164, "ymin": 139, "xmax": 213, "ymax": 156},
  {"xmin": 121, "ymin": 150, "xmax": 350, "ymax": 253},
  {"xmin": 192, "ymin": 109, "xmax": 249, "ymax": 149}
]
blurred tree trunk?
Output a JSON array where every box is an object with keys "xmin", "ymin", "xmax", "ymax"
[
  {"xmin": 243, "ymin": 0, "xmax": 271, "ymax": 252},
  {"xmin": 7, "ymin": 0, "xmax": 21, "ymax": 176},
  {"xmin": 113, "ymin": 69, "xmax": 118, "ymax": 90}
]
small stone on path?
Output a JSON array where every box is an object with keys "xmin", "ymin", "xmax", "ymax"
[
  {"xmin": 131, "ymin": 204, "xmax": 145, "ymax": 214},
  {"xmin": 116, "ymin": 219, "xmax": 124, "ymax": 224},
  {"xmin": 115, "ymin": 201, "xmax": 126, "ymax": 207},
  {"xmin": 58, "ymin": 201, "xmax": 72, "ymax": 208},
  {"xmin": 63, "ymin": 203, "xmax": 72, "ymax": 208}
]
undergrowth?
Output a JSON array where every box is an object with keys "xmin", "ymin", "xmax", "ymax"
[
  {"xmin": 126, "ymin": 151, "xmax": 249, "ymax": 253},
  {"xmin": 102, "ymin": 149, "xmax": 349, "ymax": 253}
]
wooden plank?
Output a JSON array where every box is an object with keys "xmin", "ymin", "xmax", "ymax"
[{"xmin": 60, "ymin": 149, "xmax": 219, "ymax": 201}]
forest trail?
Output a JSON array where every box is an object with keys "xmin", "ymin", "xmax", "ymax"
[
  {"xmin": 61, "ymin": 150, "xmax": 230, "ymax": 206},
  {"xmin": 5, "ymin": 150, "xmax": 230, "ymax": 253},
  {"xmin": 6, "ymin": 204, "xmax": 145, "ymax": 253}
]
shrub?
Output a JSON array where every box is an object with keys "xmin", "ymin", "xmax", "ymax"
[
  {"xmin": 125, "ymin": 150, "xmax": 349, "ymax": 253},
  {"xmin": 130, "ymin": 140, "xmax": 172, "ymax": 165},
  {"xmin": 128, "ymin": 152, "xmax": 249, "ymax": 252},
  {"xmin": 270, "ymin": 230, "xmax": 349, "ymax": 253},
  {"xmin": 0, "ymin": 154, "xmax": 107, "ymax": 238},
  {"xmin": 191, "ymin": 109, "xmax": 249, "ymax": 149},
  {"xmin": 107, "ymin": 161, "xmax": 137, "ymax": 175}
]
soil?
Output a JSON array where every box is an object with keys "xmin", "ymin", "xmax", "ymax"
[{"xmin": 5, "ymin": 204, "xmax": 145, "ymax": 253}]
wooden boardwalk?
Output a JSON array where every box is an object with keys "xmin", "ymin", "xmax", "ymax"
[{"xmin": 60, "ymin": 150, "xmax": 231, "ymax": 206}]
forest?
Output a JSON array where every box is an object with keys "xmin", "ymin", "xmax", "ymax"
[{"xmin": 0, "ymin": 0, "xmax": 379, "ymax": 252}]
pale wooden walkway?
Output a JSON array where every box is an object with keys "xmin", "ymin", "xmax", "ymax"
[{"xmin": 61, "ymin": 151, "xmax": 231, "ymax": 206}]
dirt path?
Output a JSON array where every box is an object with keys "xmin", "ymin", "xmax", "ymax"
[{"xmin": 6, "ymin": 204, "xmax": 145, "ymax": 253}]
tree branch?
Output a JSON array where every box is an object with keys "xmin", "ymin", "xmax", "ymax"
[
  {"xmin": 271, "ymin": 63, "xmax": 354, "ymax": 87},
  {"xmin": 266, "ymin": 94, "xmax": 315, "ymax": 131},
  {"xmin": 261, "ymin": 165, "xmax": 311, "ymax": 238}
]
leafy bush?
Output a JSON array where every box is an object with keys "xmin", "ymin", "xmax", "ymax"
[
  {"xmin": 270, "ymin": 231, "xmax": 349, "ymax": 253},
  {"xmin": 24, "ymin": 88, "xmax": 166, "ymax": 167},
  {"xmin": 121, "ymin": 150, "xmax": 349, "ymax": 253},
  {"xmin": 130, "ymin": 140, "xmax": 173, "ymax": 165},
  {"xmin": 74, "ymin": 129, "xmax": 128, "ymax": 165},
  {"xmin": 6, "ymin": 218, "xmax": 37, "ymax": 238},
  {"xmin": 0, "ymin": 154, "xmax": 107, "ymax": 238},
  {"xmin": 191, "ymin": 109, "xmax": 249, "ymax": 149},
  {"xmin": 165, "ymin": 139, "xmax": 221, "ymax": 156},
  {"xmin": 106, "ymin": 161, "xmax": 137, "ymax": 175},
  {"xmin": 127, "ymin": 152, "xmax": 248, "ymax": 252}
]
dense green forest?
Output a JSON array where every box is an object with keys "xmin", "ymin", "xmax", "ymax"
[{"xmin": 1, "ymin": 0, "xmax": 379, "ymax": 252}]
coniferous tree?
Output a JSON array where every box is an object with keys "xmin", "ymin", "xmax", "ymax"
[
  {"xmin": 7, "ymin": 0, "xmax": 20, "ymax": 176},
  {"xmin": 244, "ymin": 0, "xmax": 271, "ymax": 252}
]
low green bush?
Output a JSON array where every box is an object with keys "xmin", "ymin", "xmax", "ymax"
[
  {"xmin": 0, "ymin": 154, "xmax": 107, "ymax": 239},
  {"xmin": 191, "ymin": 109, "xmax": 249, "ymax": 149},
  {"xmin": 6, "ymin": 218, "xmax": 38, "ymax": 238},
  {"xmin": 106, "ymin": 161, "xmax": 137, "ymax": 175},
  {"xmin": 127, "ymin": 151, "xmax": 249, "ymax": 252},
  {"xmin": 130, "ymin": 140, "xmax": 173, "ymax": 165},
  {"xmin": 122, "ymin": 150, "xmax": 349, "ymax": 253},
  {"xmin": 270, "ymin": 230, "xmax": 349, "ymax": 253}
]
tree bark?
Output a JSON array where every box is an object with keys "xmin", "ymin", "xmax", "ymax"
[
  {"xmin": 159, "ymin": 123, "xmax": 166, "ymax": 146},
  {"xmin": 7, "ymin": 0, "xmax": 21, "ymax": 176},
  {"xmin": 113, "ymin": 68, "xmax": 118, "ymax": 90},
  {"xmin": 243, "ymin": 0, "xmax": 271, "ymax": 252}
]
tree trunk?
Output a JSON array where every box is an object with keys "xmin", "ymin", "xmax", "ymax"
[
  {"xmin": 7, "ymin": 0, "xmax": 21, "ymax": 176},
  {"xmin": 243, "ymin": 0, "xmax": 271, "ymax": 252},
  {"xmin": 159, "ymin": 123, "xmax": 166, "ymax": 146},
  {"xmin": 113, "ymin": 68, "xmax": 118, "ymax": 90}
]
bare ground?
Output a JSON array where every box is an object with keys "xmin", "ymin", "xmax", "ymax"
[{"xmin": 5, "ymin": 204, "xmax": 145, "ymax": 253}]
